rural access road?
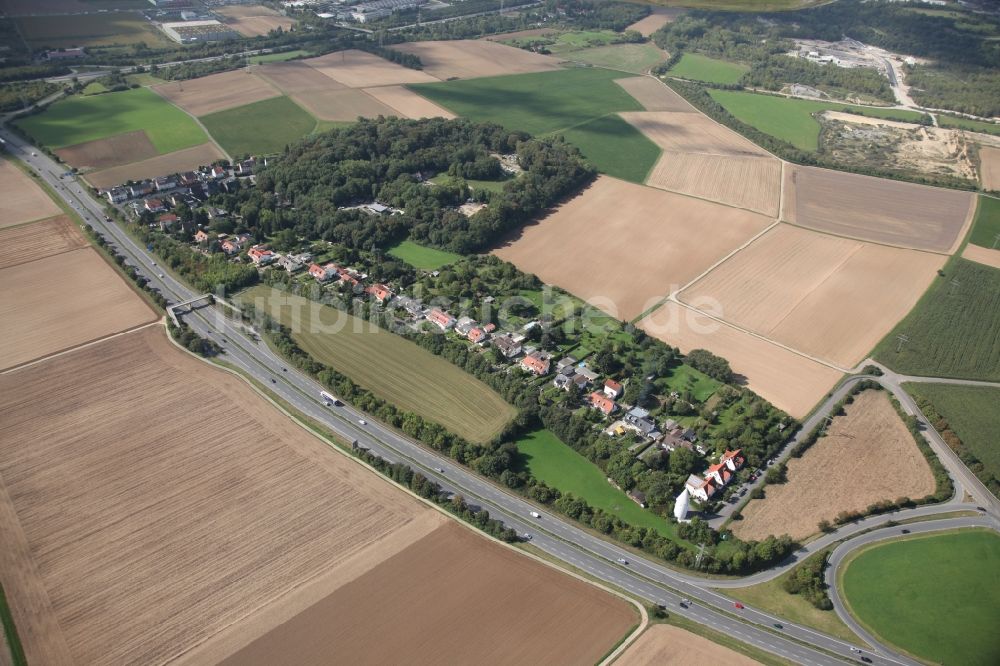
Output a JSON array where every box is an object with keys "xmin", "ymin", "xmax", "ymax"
[{"xmin": 3, "ymin": 127, "xmax": 995, "ymax": 666}]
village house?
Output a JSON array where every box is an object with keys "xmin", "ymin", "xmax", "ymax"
[
  {"xmin": 154, "ymin": 175, "xmax": 177, "ymax": 191},
  {"xmin": 365, "ymin": 202, "xmax": 389, "ymax": 215},
  {"xmin": 556, "ymin": 356, "xmax": 577, "ymax": 374},
  {"xmin": 604, "ymin": 379, "xmax": 623, "ymax": 399},
  {"xmin": 627, "ymin": 489, "xmax": 647, "ymax": 508},
  {"xmin": 248, "ymin": 245, "xmax": 276, "ymax": 265},
  {"xmin": 338, "ymin": 269, "xmax": 361, "ymax": 288},
  {"xmin": 685, "ymin": 449, "xmax": 744, "ymax": 502},
  {"xmin": 427, "ymin": 308, "xmax": 456, "ymax": 331},
  {"xmin": 685, "ymin": 474, "xmax": 716, "ymax": 502},
  {"xmin": 308, "ymin": 263, "xmax": 338, "ymax": 282},
  {"xmin": 367, "ymin": 283, "xmax": 394, "ymax": 305},
  {"xmin": 179, "ymin": 171, "xmax": 200, "ymax": 187},
  {"xmin": 623, "ymin": 406, "xmax": 661, "ymax": 439},
  {"xmin": 210, "ymin": 165, "xmax": 227, "ymax": 179},
  {"xmin": 588, "ymin": 391, "xmax": 617, "ymax": 416},
  {"xmin": 520, "ymin": 351, "xmax": 551, "ymax": 376},
  {"xmin": 455, "ymin": 316, "xmax": 476, "ymax": 336},
  {"xmin": 129, "ymin": 182, "xmax": 155, "ymax": 199},
  {"xmin": 279, "ymin": 255, "xmax": 304, "ymax": 273},
  {"xmin": 492, "ymin": 333, "xmax": 522, "ymax": 359},
  {"xmin": 468, "ymin": 322, "xmax": 494, "ymax": 344},
  {"xmin": 157, "ymin": 213, "xmax": 179, "ymax": 231},
  {"xmin": 106, "ymin": 187, "xmax": 128, "ymax": 204},
  {"xmin": 236, "ymin": 158, "xmax": 256, "ymax": 176},
  {"xmin": 144, "ymin": 198, "xmax": 166, "ymax": 213},
  {"xmin": 194, "ymin": 229, "xmax": 210, "ymax": 243},
  {"xmin": 553, "ymin": 374, "xmax": 572, "ymax": 391},
  {"xmin": 575, "ymin": 366, "xmax": 599, "ymax": 385}
]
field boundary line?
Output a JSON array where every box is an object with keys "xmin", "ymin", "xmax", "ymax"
[
  {"xmin": 669, "ymin": 219, "xmax": 781, "ymax": 300},
  {"xmin": 149, "ymin": 85, "xmax": 232, "ymax": 162},
  {"xmin": 0, "ymin": 319, "xmax": 162, "ymax": 375}
]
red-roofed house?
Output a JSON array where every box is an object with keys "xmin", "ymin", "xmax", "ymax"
[
  {"xmin": 194, "ymin": 230, "xmax": 210, "ymax": 243},
  {"xmin": 248, "ymin": 245, "xmax": 276, "ymax": 265},
  {"xmin": 221, "ymin": 239, "xmax": 241, "ymax": 255},
  {"xmin": 588, "ymin": 391, "xmax": 616, "ymax": 416},
  {"xmin": 309, "ymin": 262, "xmax": 338, "ymax": 282},
  {"xmin": 520, "ymin": 352, "xmax": 550, "ymax": 376},
  {"xmin": 428, "ymin": 308, "xmax": 456, "ymax": 330},
  {"xmin": 367, "ymin": 283, "xmax": 393, "ymax": 304},
  {"xmin": 468, "ymin": 323, "xmax": 495, "ymax": 344},
  {"xmin": 603, "ymin": 379, "xmax": 623, "ymax": 399},
  {"xmin": 144, "ymin": 198, "xmax": 166, "ymax": 213},
  {"xmin": 157, "ymin": 213, "xmax": 178, "ymax": 230},
  {"xmin": 685, "ymin": 474, "xmax": 716, "ymax": 502}
]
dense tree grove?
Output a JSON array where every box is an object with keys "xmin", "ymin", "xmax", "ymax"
[
  {"xmin": 782, "ymin": 550, "xmax": 833, "ymax": 610},
  {"xmin": 0, "ymin": 80, "xmax": 62, "ymax": 112}
]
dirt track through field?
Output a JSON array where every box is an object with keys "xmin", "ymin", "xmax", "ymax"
[
  {"xmin": 493, "ymin": 175, "xmax": 772, "ymax": 321},
  {"xmin": 306, "ymin": 50, "xmax": 439, "ymax": 88},
  {"xmin": 646, "ymin": 152, "xmax": 781, "ymax": 216},
  {"xmin": 153, "ymin": 70, "xmax": 281, "ymax": 116},
  {"xmin": 54, "ymin": 130, "xmax": 157, "ymax": 170},
  {"xmin": 616, "ymin": 78, "xmax": 695, "ymax": 112},
  {"xmin": 0, "ymin": 215, "xmax": 86, "ymax": 269},
  {"xmin": 679, "ymin": 224, "xmax": 945, "ymax": 368},
  {"xmin": 962, "ymin": 243, "xmax": 1000, "ymax": 270},
  {"xmin": 617, "ymin": 624, "xmax": 759, "ymax": 665},
  {"xmin": 980, "ymin": 146, "xmax": 1000, "ymax": 191},
  {"xmin": 363, "ymin": 85, "xmax": 456, "ymax": 119},
  {"xmin": 783, "ymin": 164, "xmax": 975, "ymax": 253},
  {"xmin": 733, "ymin": 390, "xmax": 936, "ymax": 541},
  {"xmin": 0, "ymin": 159, "xmax": 63, "ymax": 228},
  {"xmin": 392, "ymin": 40, "xmax": 561, "ymax": 80},
  {"xmin": 84, "ymin": 143, "xmax": 226, "ymax": 189},
  {"xmin": 639, "ymin": 301, "xmax": 842, "ymax": 418},
  {"xmin": 219, "ymin": 521, "xmax": 636, "ymax": 666}
]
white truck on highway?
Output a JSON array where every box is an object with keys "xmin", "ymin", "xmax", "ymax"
[
  {"xmin": 529, "ymin": 511, "xmax": 541, "ymax": 519},
  {"xmin": 320, "ymin": 391, "xmax": 341, "ymax": 406}
]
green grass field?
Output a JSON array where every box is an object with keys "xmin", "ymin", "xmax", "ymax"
[
  {"xmin": 515, "ymin": 429, "xmax": 679, "ymax": 539},
  {"xmin": 16, "ymin": 87, "xmax": 207, "ymax": 152},
  {"xmin": 387, "ymin": 239, "xmax": 462, "ymax": 270},
  {"xmin": 201, "ymin": 96, "xmax": 316, "ymax": 157},
  {"xmin": 873, "ymin": 258, "xmax": 1000, "ymax": 381},
  {"xmin": 125, "ymin": 72, "xmax": 166, "ymax": 87},
  {"xmin": 669, "ymin": 53, "xmax": 749, "ymax": 85},
  {"xmin": 241, "ymin": 286, "xmax": 516, "ymax": 443},
  {"xmin": 939, "ymin": 114, "xmax": 1000, "ymax": 136},
  {"xmin": 410, "ymin": 68, "xmax": 657, "ymax": 181},
  {"xmin": 563, "ymin": 43, "xmax": 667, "ymax": 74},
  {"xmin": 904, "ymin": 383, "xmax": 1000, "ymax": 489},
  {"xmin": 249, "ymin": 49, "xmax": 312, "ymax": 64},
  {"xmin": 663, "ymin": 364, "xmax": 720, "ymax": 402},
  {"xmin": 708, "ymin": 90, "xmax": 926, "ymax": 151},
  {"xmin": 841, "ymin": 529, "xmax": 1000, "ymax": 666},
  {"xmin": 81, "ymin": 81, "xmax": 108, "ymax": 96},
  {"xmin": 968, "ymin": 196, "xmax": 1000, "ymax": 248},
  {"xmin": 15, "ymin": 13, "xmax": 171, "ymax": 48},
  {"xmin": 540, "ymin": 30, "xmax": 620, "ymax": 54}
]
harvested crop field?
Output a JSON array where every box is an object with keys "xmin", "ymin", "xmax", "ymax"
[
  {"xmin": 153, "ymin": 70, "xmax": 280, "ymax": 117},
  {"xmin": 256, "ymin": 62, "xmax": 398, "ymax": 121},
  {"xmin": 0, "ymin": 215, "xmax": 86, "ymax": 269},
  {"xmin": 639, "ymin": 301, "xmax": 842, "ymax": 418},
  {"xmin": 679, "ymin": 224, "xmax": 945, "ymax": 368},
  {"xmin": 617, "ymin": 624, "xmax": 758, "ymax": 666},
  {"xmin": 493, "ymin": 175, "xmax": 773, "ymax": 321},
  {"xmin": 733, "ymin": 390, "xmax": 936, "ymax": 541},
  {"xmin": 0, "ymin": 248, "xmax": 156, "ymax": 371},
  {"xmin": 783, "ymin": 165, "xmax": 975, "ymax": 253},
  {"xmin": 615, "ymin": 77, "xmax": 694, "ymax": 112},
  {"xmin": 646, "ymin": 152, "xmax": 781, "ymax": 216},
  {"xmin": 216, "ymin": 4, "xmax": 293, "ymax": 37},
  {"xmin": 625, "ymin": 8, "xmax": 685, "ymax": 37},
  {"xmin": 54, "ymin": 130, "xmax": 157, "ymax": 170},
  {"xmin": 216, "ymin": 521, "xmax": 636, "ymax": 666},
  {"xmin": 392, "ymin": 40, "xmax": 561, "ymax": 80},
  {"xmin": 981, "ymin": 146, "xmax": 1000, "ymax": 191},
  {"xmin": 0, "ymin": 326, "xmax": 445, "ymax": 665},
  {"xmin": 620, "ymin": 111, "xmax": 769, "ymax": 156},
  {"xmin": 84, "ymin": 142, "xmax": 226, "ymax": 189},
  {"xmin": 0, "ymin": 159, "xmax": 63, "ymax": 228},
  {"xmin": 307, "ymin": 50, "xmax": 439, "ymax": 88},
  {"xmin": 963, "ymin": 243, "xmax": 1000, "ymax": 270},
  {"xmin": 258, "ymin": 60, "xmax": 345, "ymax": 93},
  {"xmin": 363, "ymin": 85, "xmax": 456, "ymax": 119}
]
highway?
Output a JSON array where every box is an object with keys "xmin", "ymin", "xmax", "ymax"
[{"xmin": 3, "ymin": 125, "xmax": 995, "ymax": 666}]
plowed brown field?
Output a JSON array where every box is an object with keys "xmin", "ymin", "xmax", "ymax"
[
  {"xmin": 216, "ymin": 5, "xmax": 293, "ymax": 37},
  {"xmin": 54, "ymin": 130, "xmax": 157, "ymax": 170},
  {"xmin": 638, "ymin": 301, "xmax": 842, "ymax": 418},
  {"xmin": 615, "ymin": 77, "xmax": 695, "ymax": 112},
  {"xmin": 646, "ymin": 152, "xmax": 780, "ymax": 216},
  {"xmin": 625, "ymin": 9, "xmax": 685, "ymax": 37},
  {"xmin": 493, "ymin": 175, "xmax": 773, "ymax": 321},
  {"xmin": 298, "ymin": 87, "xmax": 397, "ymax": 121},
  {"xmin": 363, "ymin": 85, "xmax": 456, "ymax": 119},
  {"xmin": 0, "ymin": 327, "xmax": 444, "ymax": 665},
  {"xmin": 620, "ymin": 111, "xmax": 768, "ymax": 156},
  {"xmin": 257, "ymin": 60, "xmax": 346, "ymax": 93},
  {"xmin": 84, "ymin": 142, "xmax": 226, "ymax": 189},
  {"xmin": 153, "ymin": 70, "xmax": 280, "ymax": 116},
  {"xmin": 962, "ymin": 243, "xmax": 1000, "ymax": 270},
  {"xmin": 392, "ymin": 40, "xmax": 561, "ymax": 79},
  {"xmin": 617, "ymin": 624, "xmax": 759, "ymax": 666},
  {"xmin": 0, "ymin": 215, "xmax": 86, "ymax": 269},
  {"xmin": 218, "ymin": 522, "xmax": 636, "ymax": 666},
  {"xmin": 783, "ymin": 164, "xmax": 975, "ymax": 253},
  {"xmin": 981, "ymin": 146, "xmax": 1000, "ymax": 191},
  {"xmin": 679, "ymin": 224, "xmax": 945, "ymax": 368},
  {"xmin": 733, "ymin": 390, "xmax": 936, "ymax": 541},
  {"xmin": 0, "ymin": 159, "xmax": 63, "ymax": 228},
  {"xmin": 307, "ymin": 50, "xmax": 439, "ymax": 88}
]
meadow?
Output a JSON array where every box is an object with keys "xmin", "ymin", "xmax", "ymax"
[
  {"xmin": 559, "ymin": 114, "xmax": 660, "ymax": 183},
  {"xmin": 240, "ymin": 286, "xmax": 516, "ymax": 443},
  {"xmin": 669, "ymin": 53, "xmax": 749, "ymax": 85},
  {"xmin": 15, "ymin": 87, "xmax": 207, "ymax": 152},
  {"xmin": 841, "ymin": 529, "xmax": 1000, "ymax": 666},
  {"xmin": 968, "ymin": 195, "xmax": 1000, "ymax": 248},
  {"xmin": 563, "ymin": 43, "xmax": 668, "ymax": 74},
  {"xmin": 938, "ymin": 114, "xmax": 1000, "ymax": 136},
  {"xmin": 707, "ymin": 90, "xmax": 926, "ymax": 151},
  {"xmin": 873, "ymin": 258, "xmax": 1000, "ymax": 381},
  {"xmin": 662, "ymin": 364, "xmax": 720, "ymax": 403},
  {"xmin": 387, "ymin": 239, "xmax": 462, "ymax": 270},
  {"xmin": 515, "ymin": 429, "xmax": 678, "ymax": 539},
  {"xmin": 201, "ymin": 96, "xmax": 316, "ymax": 157}
]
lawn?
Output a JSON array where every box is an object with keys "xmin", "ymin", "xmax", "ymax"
[
  {"xmin": 410, "ymin": 68, "xmax": 657, "ymax": 182},
  {"xmin": 14, "ymin": 12, "xmax": 171, "ymax": 48},
  {"xmin": 249, "ymin": 49, "xmax": 311, "ymax": 64},
  {"xmin": 563, "ymin": 43, "xmax": 668, "ymax": 74},
  {"xmin": 240, "ymin": 286, "xmax": 516, "ymax": 443},
  {"xmin": 841, "ymin": 529, "xmax": 1000, "ymax": 666},
  {"xmin": 873, "ymin": 258, "xmax": 1000, "ymax": 381},
  {"xmin": 707, "ymin": 90, "xmax": 927, "ymax": 151},
  {"xmin": 968, "ymin": 195, "xmax": 1000, "ymax": 249},
  {"xmin": 15, "ymin": 87, "xmax": 207, "ymax": 152},
  {"xmin": 938, "ymin": 114, "xmax": 1000, "ymax": 137},
  {"xmin": 387, "ymin": 239, "xmax": 462, "ymax": 270},
  {"xmin": 201, "ymin": 96, "xmax": 317, "ymax": 157},
  {"xmin": 81, "ymin": 81, "xmax": 108, "ymax": 96},
  {"xmin": 515, "ymin": 429, "xmax": 679, "ymax": 539},
  {"xmin": 669, "ymin": 53, "xmax": 749, "ymax": 85},
  {"xmin": 663, "ymin": 364, "xmax": 720, "ymax": 402}
]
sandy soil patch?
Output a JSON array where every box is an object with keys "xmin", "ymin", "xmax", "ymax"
[
  {"xmin": 646, "ymin": 152, "xmax": 781, "ymax": 216},
  {"xmin": 639, "ymin": 301, "xmax": 842, "ymax": 418},
  {"xmin": 391, "ymin": 40, "xmax": 561, "ymax": 80},
  {"xmin": 679, "ymin": 224, "xmax": 945, "ymax": 368},
  {"xmin": 620, "ymin": 111, "xmax": 769, "ymax": 156},
  {"xmin": 617, "ymin": 623, "xmax": 758, "ymax": 666},
  {"xmin": 616, "ymin": 77, "xmax": 695, "ymax": 112},
  {"xmin": 625, "ymin": 8, "xmax": 685, "ymax": 38},
  {"xmin": 980, "ymin": 146, "xmax": 1000, "ymax": 191},
  {"xmin": 0, "ymin": 215, "xmax": 86, "ymax": 269},
  {"xmin": 0, "ymin": 326, "xmax": 445, "ymax": 666},
  {"xmin": 962, "ymin": 243, "xmax": 1000, "ymax": 270},
  {"xmin": 0, "ymin": 248, "xmax": 156, "ymax": 370},
  {"xmin": 493, "ymin": 175, "xmax": 773, "ymax": 321},
  {"xmin": 220, "ymin": 521, "xmax": 635, "ymax": 666},
  {"xmin": 84, "ymin": 142, "xmax": 226, "ymax": 190},
  {"xmin": 733, "ymin": 390, "xmax": 936, "ymax": 541},
  {"xmin": 306, "ymin": 49, "xmax": 439, "ymax": 88},
  {"xmin": 783, "ymin": 164, "xmax": 975, "ymax": 254},
  {"xmin": 54, "ymin": 130, "xmax": 157, "ymax": 171},
  {"xmin": 362, "ymin": 85, "xmax": 456, "ymax": 119},
  {"xmin": 0, "ymin": 159, "xmax": 63, "ymax": 228},
  {"xmin": 153, "ymin": 70, "xmax": 280, "ymax": 116}
]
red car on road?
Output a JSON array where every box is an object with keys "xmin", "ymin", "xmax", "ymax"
[{"xmin": 734, "ymin": 602, "xmax": 744, "ymax": 609}]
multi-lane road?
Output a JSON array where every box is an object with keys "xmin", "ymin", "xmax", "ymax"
[{"xmin": 3, "ymin": 125, "xmax": 997, "ymax": 666}]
